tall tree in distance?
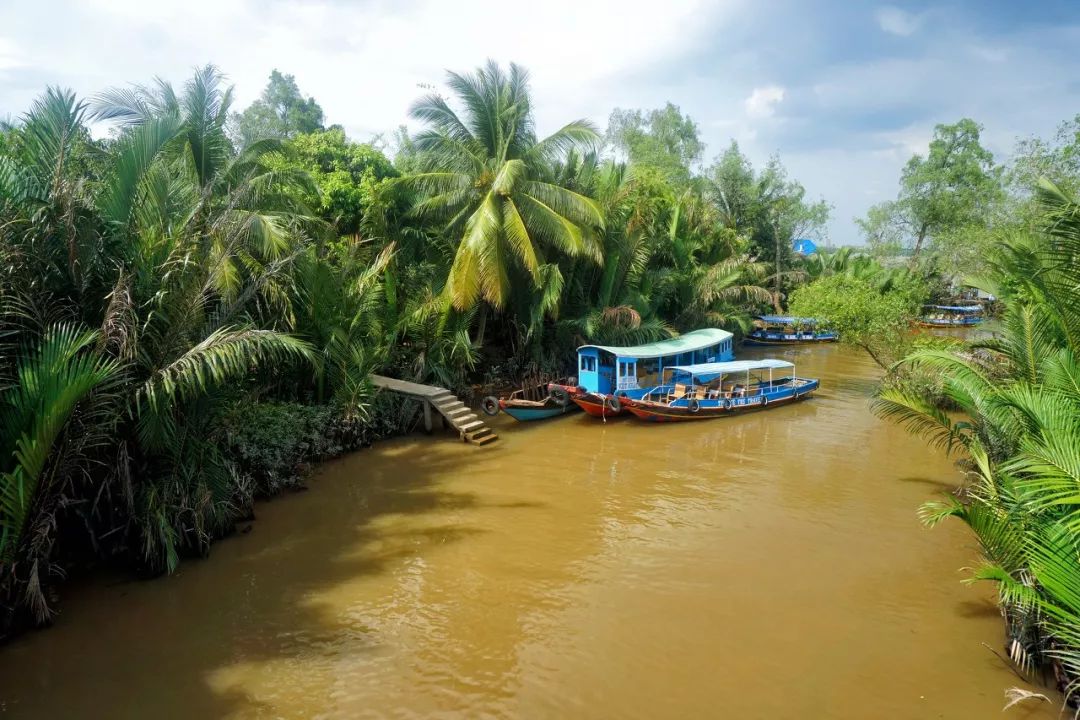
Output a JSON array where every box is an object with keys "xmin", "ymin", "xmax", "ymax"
[
  {"xmin": 231, "ymin": 69, "xmax": 325, "ymax": 148},
  {"xmin": 863, "ymin": 118, "xmax": 1002, "ymax": 264},
  {"xmin": 709, "ymin": 140, "xmax": 758, "ymax": 231},
  {"xmin": 606, "ymin": 103, "xmax": 704, "ymax": 186}
]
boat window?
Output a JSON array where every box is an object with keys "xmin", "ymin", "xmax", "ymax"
[{"xmin": 579, "ymin": 355, "xmax": 597, "ymax": 372}]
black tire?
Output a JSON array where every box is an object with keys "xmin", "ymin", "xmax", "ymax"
[
  {"xmin": 605, "ymin": 395, "xmax": 621, "ymax": 413},
  {"xmin": 761, "ymin": 396, "xmax": 769, "ymax": 407},
  {"xmin": 549, "ymin": 386, "xmax": 571, "ymax": 407},
  {"xmin": 688, "ymin": 398, "xmax": 701, "ymax": 413},
  {"xmin": 722, "ymin": 398, "xmax": 732, "ymax": 410},
  {"xmin": 481, "ymin": 396, "xmax": 500, "ymax": 416}
]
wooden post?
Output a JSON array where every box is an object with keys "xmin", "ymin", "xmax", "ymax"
[{"xmin": 423, "ymin": 400, "xmax": 433, "ymax": 434}]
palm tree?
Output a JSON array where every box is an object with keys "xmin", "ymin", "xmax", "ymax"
[
  {"xmin": 871, "ymin": 180, "xmax": 1080, "ymax": 704},
  {"xmin": 403, "ymin": 60, "xmax": 604, "ymax": 341},
  {"xmin": 1, "ymin": 70, "xmax": 318, "ymax": 586}
]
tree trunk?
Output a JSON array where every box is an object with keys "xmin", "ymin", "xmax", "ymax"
[
  {"xmin": 909, "ymin": 224, "xmax": 928, "ymax": 266},
  {"xmin": 475, "ymin": 303, "xmax": 488, "ymax": 348},
  {"xmin": 773, "ymin": 221, "xmax": 784, "ymax": 313}
]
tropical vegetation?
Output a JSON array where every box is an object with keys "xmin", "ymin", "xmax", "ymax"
[
  {"xmin": 0, "ymin": 61, "xmax": 829, "ymax": 638},
  {"xmin": 871, "ymin": 183, "xmax": 1080, "ymax": 706}
]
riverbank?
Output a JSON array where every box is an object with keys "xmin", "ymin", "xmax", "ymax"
[{"xmin": 0, "ymin": 345, "xmax": 1058, "ymax": 719}]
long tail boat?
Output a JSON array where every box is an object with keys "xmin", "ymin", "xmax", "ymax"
[
  {"xmin": 623, "ymin": 359, "xmax": 819, "ymax": 423},
  {"xmin": 481, "ymin": 379, "xmax": 581, "ymax": 422},
  {"xmin": 918, "ymin": 304, "xmax": 983, "ymax": 328},
  {"xmin": 743, "ymin": 315, "xmax": 837, "ymax": 345},
  {"xmin": 555, "ymin": 328, "xmax": 736, "ymax": 418}
]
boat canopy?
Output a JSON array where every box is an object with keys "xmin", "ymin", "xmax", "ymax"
[
  {"xmin": 667, "ymin": 359, "xmax": 794, "ymax": 382},
  {"xmin": 756, "ymin": 315, "xmax": 819, "ymax": 325},
  {"xmin": 924, "ymin": 305, "xmax": 982, "ymax": 312},
  {"xmin": 577, "ymin": 328, "xmax": 733, "ymax": 359}
]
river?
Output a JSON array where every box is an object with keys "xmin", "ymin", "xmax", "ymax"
[{"xmin": 0, "ymin": 345, "xmax": 1059, "ymax": 719}]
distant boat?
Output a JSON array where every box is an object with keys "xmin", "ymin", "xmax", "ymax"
[
  {"xmin": 481, "ymin": 379, "xmax": 581, "ymax": 422},
  {"xmin": 623, "ymin": 359, "xmax": 820, "ymax": 423},
  {"xmin": 918, "ymin": 305, "xmax": 983, "ymax": 327},
  {"xmin": 549, "ymin": 328, "xmax": 736, "ymax": 418},
  {"xmin": 743, "ymin": 316, "xmax": 838, "ymax": 345}
]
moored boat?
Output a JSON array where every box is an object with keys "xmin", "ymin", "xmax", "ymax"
[
  {"xmin": 918, "ymin": 304, "xmax": 983, "ymax": 327},
  {"xmin": 623, "ymin": 359, "xmax": 819, "ymax": 422},
  {"xmin": 481, "ymin": 379, "xmax": 581, "ymax": 422},
  {"xmin": 566, "ymin": 328, "xmax": 736, "ymax": 418},
  {"xmin": 743, "ymin": 315, "xmax": 837, "ymax": 345}
]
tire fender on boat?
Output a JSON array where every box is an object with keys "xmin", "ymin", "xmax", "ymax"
[
  {"xmin": 688, "ymin": 398, "xmax": 701, "ymax": 413},
  {"xmin": 761, "ymin": 396, "xmax": 769, "ymax": 407},
  {"xmin": 722, "ymin": 398, "xmax": 732, "ymax": 410},
  {"xmin": 605, "ymin": 395, "xmax": 621, "ymax": 413},
  {"xmin": 549, "ymin": 386, "xmax": 571, "ymax": 407},
  {"xmin": 481, "ymin": 396, "xmax": 500, "ymax": 416}
]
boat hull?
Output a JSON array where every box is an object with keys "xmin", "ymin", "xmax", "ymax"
[
  {"xmin": 743, "ymin": 332, "xmax": 837, "ymax": 346},
  {"xmin": 501, "ymin": 402, "xmax": 580, "ymax": 422},
  {"xmin": 625, "ymin": 380, "xmax": 819, "ymax": 423},
  {"xmin": 570, "ymin": 393, "xmax": 627, "ymax": 418},
  {"xmin": 917, "ymin": 319, "xmax": 983, "ymax": 328}
]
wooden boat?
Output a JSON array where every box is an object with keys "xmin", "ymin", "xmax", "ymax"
[
  {"xmin": 623, "ymin": 359, "xmax": 819, "ymax": 423},
  {"xmin": 481, "ymin": 379, "xmax": 581, "ymax": 422},
  {"xmin": 562, "ymin": 328, "xmax": 736, "ymax": 418},
  {"xmin": 743, "ymin": 315, "xmax": 837, "ymax": 345},
  {"xmin": 918, "ymin": 304, "xmax": 983, "ymax": 327}
]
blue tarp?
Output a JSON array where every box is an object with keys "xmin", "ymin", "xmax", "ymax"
[
  {"xmin": 757, "ymin": 315, "xmax": 818, "ymax": 324},
  {"xmin": 792, "ymin": 238, "xmax": 817, "ymax": 255}
]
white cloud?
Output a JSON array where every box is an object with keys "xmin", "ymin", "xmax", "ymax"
[
  {"xmin": 876, "ymin": 6, "xmax": 922, "ymax": 37},
  {"xmin": 744, "ymin": 85, "xmax": 785, "ymax": 119},
  {"xmin": 0, "ymin": 37, "xmax": 23, "ymax": 72},
  {"xmin": 0, "ymin": 0, "xmax": 737, "ymax": 141}
]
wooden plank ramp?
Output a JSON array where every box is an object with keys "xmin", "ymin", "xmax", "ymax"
[{"xmin": 370, "ymin": 375, "xmax": 498, "ymax": 446}]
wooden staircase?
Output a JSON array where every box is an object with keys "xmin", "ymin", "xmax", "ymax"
[
  {"xmin": 370, "ymin": 375, "xmax": 498, "ymax": 446},
  {"xmin": 429, "ymin": 390, "xmax": 498, "ymax": 446}
]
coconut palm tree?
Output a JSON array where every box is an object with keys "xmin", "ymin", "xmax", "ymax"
[
  {"xmin": 403, "ymin": 60, "xmax": 604, "ymax": 340},
  {"xmin": 871, "ymin": 180, "xmax": 1080, "ymax": 704}
]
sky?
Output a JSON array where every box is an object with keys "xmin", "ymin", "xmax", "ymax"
[{"xmin": 2, "ymin": 0, "xmax": 1080, "ymax": 246}]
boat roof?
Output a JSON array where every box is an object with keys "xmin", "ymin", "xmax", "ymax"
[
  {"xmin": 924, "ymin": 305, "xmax": 982, "ymax": 312},
  {"xmin": 756, "ymin": 315, "xmax": 818, "ymax": 324},
  {"xmin": 667, "ymin": 359, "xmax": 795, "ymax": 377},
  {"xmin": 577, "ymin": 328, "xmax": 733, "ymax": 359}
]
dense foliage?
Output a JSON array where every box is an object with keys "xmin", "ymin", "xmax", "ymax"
[
  {"xmin": 2, "ymin": 53, "xmax": 1077, "ymax": 711},
  {"xmin": 0, "ymin": 62, "xmax": 829, "ymax": 637},
  {"xmin": 873, "ymin": 183, "xmax": 1080, "ymax": 706}
]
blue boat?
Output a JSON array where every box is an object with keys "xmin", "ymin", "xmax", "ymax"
[
  {"xmin": 481, "ymin": 379, "xmax": 581, "ymax": 422},
  {"xmin": 918, "ymin": 305, "xmax": 983, "ymax": 327},
  {"xmin": 556, "ymin": 328, "xmax": 736, "ymax": 417},
  {"xmin": 623, "ymin": 359, "xmax": 820, "ymax": 422},
  {"xmin": 744, "ymin": 315, "xmax": 837, "ymax": 345}
]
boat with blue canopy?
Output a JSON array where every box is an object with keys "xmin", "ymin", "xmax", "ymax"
[
  {"xmin": 744, "ymin": 315, "xmax": 837, "ymax": 345},
  {"xmin": 547, "ymin": 328, "xmax": 735, "ymax": 418},
  {"xmin": 918, "ymin": 304, "xmax": 983, "ymax": 327},
  {"xmin": 622, "ymin": 359, "xmax": 820, "ymax": 422}
]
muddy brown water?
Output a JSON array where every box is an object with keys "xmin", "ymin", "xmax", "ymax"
[{"xmin": 0, "ymin": 345, "xmax": 1061, "ymax": 719}]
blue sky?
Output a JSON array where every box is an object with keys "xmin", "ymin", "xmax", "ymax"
[{"xmin": 2, "ymin": 0, "xmax": 1079, "ymax": 245}]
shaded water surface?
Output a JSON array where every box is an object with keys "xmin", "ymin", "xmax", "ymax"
[{"xmin": 0, "ymin": 346, "xmax": 1059, "ymax": 718}]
